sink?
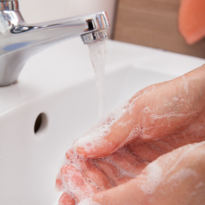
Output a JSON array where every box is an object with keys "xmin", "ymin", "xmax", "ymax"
[{"xmin": 0, "ymin": 38, "xmax": 204, "ymax": 205}]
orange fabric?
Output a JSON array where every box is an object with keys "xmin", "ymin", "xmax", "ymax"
[{"xmin": 179, "ymin": 0, "xmax": 205, "ymax": 44}]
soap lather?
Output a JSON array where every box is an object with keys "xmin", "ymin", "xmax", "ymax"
[{"xmin": 0, "ymin": 0, "xmax": 109, "ymax": 86}]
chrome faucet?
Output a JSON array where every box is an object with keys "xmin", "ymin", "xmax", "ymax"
[{"xmin": 0, "ymin": 0, "xmax": 109, "ymax": 86}]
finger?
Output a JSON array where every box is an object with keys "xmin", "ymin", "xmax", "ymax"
[
  {"xmin": 58, "ymin": 193, "xmax": 75, "ymax": 205},
  {"xmin": 74, "ymin": 89, "xmax": 149, "ymax": 158},
  {"xmin": 93, "ymin": 146, "xmax": 147, "ymax": 186},
  {"xmin": 65, "ymin": 146, "xmax": 146, "ymax": 193},
  {"xmin": 81, "ymin": 141, "xmax": 205, "ymax": 205},
  {"xmin": 128, "ymin": 131, "xmax": 205, "ymax": 164},
  {"xmin": 59, "ymin": 164, "xmax": 97, "ymax": 200},
  {"xmin": 104, "ymin": 146, "xmax": 146, "ymax": 176},
  {"xmin": 59, "ymin": 150, "xmax": 113, "ymax": 200},
  {"xmin": 78, "ymin": 159, "xmax": 113, "ymax": 191},
  {"xmin": 94, "ymin": 158, "xmax": 130, "ymax": 186},
  {"xmin": 179, "ymin": 0, "xmax": 205, "ymax": 44},
  {"xmin": 75, "ymin": 65, "xmax": 205, "ymax": 159}
]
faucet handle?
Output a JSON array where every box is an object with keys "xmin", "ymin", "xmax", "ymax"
[{"xmin": 0, "ymin": 0, "xmax": 19, "ymax": 11}]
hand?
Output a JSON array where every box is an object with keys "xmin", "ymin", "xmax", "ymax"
[{"xmin": 56, "ymin": 65, "xmax": 205, "ymax": 205}]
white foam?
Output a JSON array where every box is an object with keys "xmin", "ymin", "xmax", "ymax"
[
  {"xmin": 165, "ymin": 141, "xmax": 205, "ymax": 177},
  {"xmin": 151, "ymin": 112, "xmax": 185, "ymax": 120},
  {"xmin": 168, "ymin": 168, "xmax": 197, "ymax": 183},
  {"xmin": 195, "ymin": 182, "xmax": 205, "ymax": 189},
  {"xmin": 172, "ymin": 96, "xmax": 179, "ymax": 102},
  {"xmin": 126, "ymin": 126, "xmax": 140, "ymax": 142},
  {"xmin": 143, "ymin": 106, "xmax": 151, "ymax": 113},
  {"xmin": 103, "ymin": 157, "xmax": 136, "ymax": 178},
  {"xmin": 61, "ymin": 170, "xmax": 94, "ymax": 200},
  {"xmin": 151, "ymin": 110, "xmax": 197, "ymax": 120},
  {"xmin": 74, "ymin": 104, "xmax": 128, "ymax": 153},
  {"xmin": 78, "ymin": 198, "xmax": 100, "ymax": 205},
  {"xmin": 140, "ymin": 162, "xmax": 162, "ymax": 194}
]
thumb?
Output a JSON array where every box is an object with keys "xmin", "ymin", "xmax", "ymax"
[{"xmin": 79, "ymin": 141, "xmax": 205, "ymax": 205}]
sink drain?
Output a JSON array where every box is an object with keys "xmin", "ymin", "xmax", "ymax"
[{"xmin": 34, "ymin": 113, "xmax": 47, "ymax": 134}]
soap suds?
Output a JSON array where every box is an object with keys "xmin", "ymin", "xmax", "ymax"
[
  {"xmin": 151, "ymin": 112, "xmax": 185, "ymax": 120},
  {"xmin": 118, "ymin": 120, "xmax": 131, "ymax": 128},
  {"xmin": 78, "ymin": 198, "xmax": 100, "ymax": 205},
  {"xmin": 126, "ymin": 126, "xmax": 141, "ymax": 142},
  {"xmin": 195, "ymin": 181, "xmax": 205, "ymax": 189},
  {"xmin": 74, "ymin": 104, "xmax": 128, "ymax": 153},
  {"xmin": 59, "ymin": 161, "xmax": 96, "ymax": 200},
  {"xmin": 151, "ymin": 111, "xmax": 197, "ymax": 121},
  {"xmin": 103, "ymin": 157, "xmax": 136, "ymax": 178},
  {"xmin": 168, "ymin": 168, "xmax": 197, "ymax": 183},
  {"xmin": 172, "ymin": 96, "xmax": 179, "ymax": 102},
  {"xmin": 165, "ymin": 141, "xmax": 205, "ymax": 178},
  {"xmin": 140, "ymin": 162, "xmax": 162, "ymax": 194},
  {"xmin": 143, "ymin": 106, "xmax": 151, "ymax": 113}
]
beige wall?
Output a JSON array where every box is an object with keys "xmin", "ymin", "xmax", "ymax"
[
  {"xmin": 114, "ymin": 0, "xmax": 205, "ymax": 58},
  {"xmin": 19, "ymin": 0, "xmax": 116, "ymax": 30}
]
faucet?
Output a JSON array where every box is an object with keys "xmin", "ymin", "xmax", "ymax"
[{"xmin": 0, "ymin": 0, "xmax": 109, "ymax": 86}]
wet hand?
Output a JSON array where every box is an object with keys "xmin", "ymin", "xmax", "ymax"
[{"xmin": 57, "ymin": 65, "xmax": 205, "ymax": 205}]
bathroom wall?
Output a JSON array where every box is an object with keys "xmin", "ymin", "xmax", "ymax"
[
  {"xmin": 20, "ymin": 0, "xmax": 116, "ymax": 31},
  {"xmin": 113, "ymin": 0, "xmax": 205, "ymax": 58}
]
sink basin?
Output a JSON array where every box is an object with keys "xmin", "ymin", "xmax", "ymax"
[{"xmin": 0, "ymin": 38, "xmax": 204, "ymax": 205}]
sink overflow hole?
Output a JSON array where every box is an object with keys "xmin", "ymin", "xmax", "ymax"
[{"xmin": 34, "ymin": 113, "xmax": 47, "ymax": 134}]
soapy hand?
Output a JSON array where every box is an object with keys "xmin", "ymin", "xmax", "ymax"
[{"xmin": 56, "ymin": 65, "xmax": 205, "ymax": 205}]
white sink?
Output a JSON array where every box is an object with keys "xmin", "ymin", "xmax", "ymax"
[{"xmin": 0, "ymin": 38, "xmax": 204, "ymax": 205}]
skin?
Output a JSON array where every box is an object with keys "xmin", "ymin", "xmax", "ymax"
[{"xmin": 57, "ymin": 65, "xmax": 205, "ymax": 205}]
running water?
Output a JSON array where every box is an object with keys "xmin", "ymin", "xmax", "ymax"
[{"xmin": 88, "ymin": 40, "xmax": 106, "ymax": 120}]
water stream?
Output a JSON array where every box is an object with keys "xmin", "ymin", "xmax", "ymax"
[{"xmin": 88, "ymin": 41, "xmax": 106, "ymax": 120}]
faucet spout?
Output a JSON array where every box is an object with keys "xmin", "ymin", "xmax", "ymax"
[{"xmin": 0, "ymin": 0, "xmax": 109, "ymax": 86}]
